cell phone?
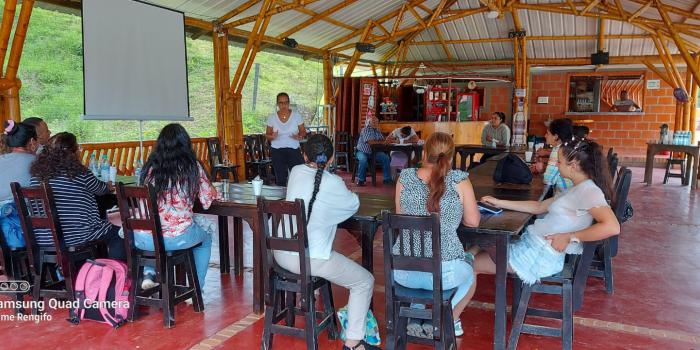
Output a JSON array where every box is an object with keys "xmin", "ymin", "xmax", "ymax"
[{"xmin": 477, "ymin": 201, "xmax": 503, "ymax": 214}]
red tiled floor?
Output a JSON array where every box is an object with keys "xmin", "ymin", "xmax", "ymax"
[{"xmin": 1, "ymin": 167, "xmax": 699, "ymax": 349}]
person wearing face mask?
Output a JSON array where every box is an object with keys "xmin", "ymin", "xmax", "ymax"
[
  {"xmin": 0, "ymin": 120, "xmax": 38, "ymax": 248},
  {"xmin": 23, "ymin": 117, "xmax": 51, "ymax": 154}
]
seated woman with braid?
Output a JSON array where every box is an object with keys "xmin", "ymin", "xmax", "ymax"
[{"xmin": 274, "ymin": 134, "xmax": 378, "ymax": 350}]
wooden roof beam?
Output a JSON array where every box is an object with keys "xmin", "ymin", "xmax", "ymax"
[
  {"xmin": 580, "ymin": 0, "xmax": 601, "ymax": 16},
  {"xmin": 564, "ymin": 0, "xmax": 579, "ymax": 15},
  {"xmin": 344, "ymin": 20, "xmax": 374, "ymax": 78},
  {"xmin": 407, "ymin": 3, "xmax": 428, "ymax": 28},
  {"xmin": 657, "ymin": 1, "xmax": 700, "ymax": 87},
  {"xmin": 223, "ymin": 0, "xmax": 320, "ymax": 29},
  {"xmin": 321, "ymin": 0, "xmax": 427, "ymax": 51},
  {"xmin": 391, "ymin": 4, "xmax": 407, "ymax": 36},
  {"xmin": 628, "ymin": 0, "xmax": 700, "ymax": 22},
  {"xmin": 629, "ymin": 0, "xmax": 652, "ymax": 22},
  {"xmin": 218, "ymin": 0, "xmax": 259, "ymax": 24},
  {"xmin": 434, "ymin": 26, "xmax": 453, "ymax": 60},
  {"xmin": 293, "ymin": 7, "xmax": 357, "ymax": 32}
]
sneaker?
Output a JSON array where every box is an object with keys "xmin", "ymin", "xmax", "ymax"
[
  {"xmin": 454, "ymin": 320, "xmax": 464, "ymax": 337},
  {"xmin": 141, "ymin": 274, "xmax": 159, "ymax": 290},
  {"xmin": 185, "ymin": 298, "xmax": 193, "ymax": 306},
  {"xmin": 382, "ymin": 179, "xmax": 394, "ymax": 185},
  {"xmin": 357, "ymin": 181, "xmax": 365, "ymax": 187}
]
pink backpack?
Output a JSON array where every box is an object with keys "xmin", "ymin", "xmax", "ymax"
[{"xmin": 72, "ymin": 259, "xmax": 131, "ymax": 328}]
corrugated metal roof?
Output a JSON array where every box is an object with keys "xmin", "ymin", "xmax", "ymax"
[{"xmin": 107, "ymin": 0, "xmax": 700, "ymax": 66}]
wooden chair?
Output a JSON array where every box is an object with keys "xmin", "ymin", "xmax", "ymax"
[
  {"xmin": 608, "ymin": 152, "xmax": 619, "ymax": 181},
  {"xmin": 334, "ymin": 131, "xmax": 352, "ymax": 172},
  {"xmin": 244, "ymin": 134, "xmax": 274, "ymax": 184},
  {"xmin": 115, "ymin": 182, "xmax": 203, "ymax": 328},
  {"xmin": 207, "ymin": 137, "xmax": 239, "ymax": 182},
  {"xmin": 663, "ymin": 154, "xmax": 687, "ymax": 184},
  {"xmin": 382, "ymin": 212, "xmax": 456, "ymax": 350},
  {"xmin": 11, "ymin": 182, "xmax": 97, "ymax": 320},
  {"xmin": 258, "ymin": 197, "xmax": 338, "ymax": 350},
  {"xmin": 588, "ymin": 166, "xmax": 632, "ymax": 294},
  {"xmin": 0, "ymin": 225, "xmax": 29, "ymax": 314}
]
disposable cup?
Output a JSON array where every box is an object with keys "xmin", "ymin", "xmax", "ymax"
[
  {"xmin": 528, "ymin": 142, "xmax": 534, "ymax": 150},
  {"xmin": 525, "ymin": 151, "xmax": 533, "ymax": 162}
]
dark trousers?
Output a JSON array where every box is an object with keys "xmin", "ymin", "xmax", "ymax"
[
  {"xmin": 102, "ymin": 225, "xmax": 127, "ymax": 260},
  {"xmin": 271, "ymin": 147, "xmax": 305, "ymax": 186}
]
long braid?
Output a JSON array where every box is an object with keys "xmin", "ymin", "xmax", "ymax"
[
  {"xmin": 307, "ymin": 162, "xmax": 325, "ymax": 220},
  {"xmin": 302, "ymin": 134, "xmax": 333, "ymax": 221}
]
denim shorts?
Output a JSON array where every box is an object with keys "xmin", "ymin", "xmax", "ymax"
[{"xmin": 393, "ymin": 259, "xmax": 475, "ymax": 308}]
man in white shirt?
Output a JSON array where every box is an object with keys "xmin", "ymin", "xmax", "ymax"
[{"xmin": 611, "ymin": 90, "xmax": 641, "ymax": 112}]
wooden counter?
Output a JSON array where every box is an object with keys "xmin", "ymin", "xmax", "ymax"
[{"xmin": 379, "ymin": 121, "xmax": 488, "ymax": 145}]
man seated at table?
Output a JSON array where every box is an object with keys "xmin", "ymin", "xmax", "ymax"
[
  {"xmin": 611, "ymin": 90, "xmax": 641, "ymax": 112},
  {"xmin": 355, "ymin": 116, "xmax": 392, "ymax": 186},
  {"xmin": 386, "ymin": 126, "xmax": 420, "ymax": 180}
]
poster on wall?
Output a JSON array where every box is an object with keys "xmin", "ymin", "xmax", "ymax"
[{"xmin": 359, "ymin": 78, "xmax": 378, "ymax": 127}]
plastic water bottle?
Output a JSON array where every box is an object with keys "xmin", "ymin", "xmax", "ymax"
[
  {"xmin": 89, "ymin": 152, "xmax": 98, "ymax": 177},
  {"xmin": 100, "ymin": 155, "xmax": 110, "ymax": 181},
  {"xmin": 134, "ymin": 160, "xmax": 143, "ymax": 186}
]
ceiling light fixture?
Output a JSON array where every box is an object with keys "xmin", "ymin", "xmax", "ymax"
[
  {"xmin": 486, "ymin": 10, "xmax": 500, "ymax": 19},
  {"xmin": 283, "ymin": 37, "xmax": 298, "ymax": 48}
]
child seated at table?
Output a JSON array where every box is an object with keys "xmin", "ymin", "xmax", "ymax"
[
  {"xmin": 273, "ymin": 134, "xmax": 379, "ymax": 350},
  {"xmin": 471, "ymin": 138, "xmax": 619, "ymax": 289},
  {"xmin": 136, "ymin": 123, "xmax": 216, "ymax": 290},
  {"xmin": 393, "ymin": 132, "xmax": 481, "ymax": 337}
]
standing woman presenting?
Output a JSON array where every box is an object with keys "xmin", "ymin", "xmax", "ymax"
[{"xmin": 266, "ymin": 92, "xmax": 306, "ymax": 186}]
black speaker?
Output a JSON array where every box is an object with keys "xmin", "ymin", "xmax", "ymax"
[{"xmin": 591, "ymin": 51, "xmax": 609, "ymax": 65}]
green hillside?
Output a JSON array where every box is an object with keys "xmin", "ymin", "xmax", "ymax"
[{"xmin": 14, "ymin": 4, "xmax": 324, "ymax": 142}]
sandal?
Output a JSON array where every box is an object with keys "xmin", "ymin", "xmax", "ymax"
[
  {"xmin": 406, "ymin": 318, "xmax": 424, "ymax": 337},
  {"xmin": 342, "ymin": 340, "xmax": 381, "ymax": 350}
]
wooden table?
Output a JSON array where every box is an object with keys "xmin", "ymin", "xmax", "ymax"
[
  {"xmin": 453, "ymin": 144, "xmax": 523, "ymax": 171},
  {"xmin": 368, "ymin": 143, "xmax": 423, "ymax": 185},
  {"xmin": 457, "ymin": 153, "xmax": 546, "ymax": 350},
  {"xmin": 643, "ymin": 142, "xmax": 700, "ymax": 189},
  {"xmin": 197, "ymin": 183, "xmax": 392, "ymax": 314}
]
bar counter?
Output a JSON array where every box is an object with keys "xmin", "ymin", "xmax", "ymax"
[{"xmin": 379, "ymin": 120, "xmax": 488, "ymax": 144}]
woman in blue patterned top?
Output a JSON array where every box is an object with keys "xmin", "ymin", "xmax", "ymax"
[{"xmin": 393, "ymin": 132, "xmax": 481, "ymax": 337}]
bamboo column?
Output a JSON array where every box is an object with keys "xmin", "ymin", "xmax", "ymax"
[
  {"xmin": 692, "ymin": 54, "xmax": 700, "ymax": 143},
  {"xmin": 223, "ymin": 0, "xmax": 274, "ymax": 179},
  {"xmin": 322, "ymin": 54, "xmax": 334, "ymax": 127},
  {"xmin": 0, "ymin": 0, "xmax": 32, "ymax": 124},
  {"xmin": 684, "ymin": 65, "xmax": 693, "ymax": 131},
  {"xmin": 213, "ymin": 27, "xmax": 231, "ymax": 153}
]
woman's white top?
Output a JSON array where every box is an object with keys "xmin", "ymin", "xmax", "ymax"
[
  {"xmin": 281, "ymin": 164, "xmax": 359, "ymax": 260},
  {"xmin": 267, "ymin": 111, "xmax": 304, "ymax": 149},
  {"xmin": 529, "ymin": 179, "xmax": 609, "ymax": 254}
]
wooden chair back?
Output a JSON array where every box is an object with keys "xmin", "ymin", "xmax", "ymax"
[{"xmin": 206, "ymin": 138, "xmax": 224, "ymax": 168}]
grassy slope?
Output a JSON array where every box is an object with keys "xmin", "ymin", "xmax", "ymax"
[{"xmin": 15, "ymin": 4, "xmax": 323, "ymax": 142}]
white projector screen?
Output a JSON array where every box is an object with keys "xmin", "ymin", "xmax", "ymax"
[{"xmin": 82, "ymin": 0, "xmax": 191, "ymax": 121}]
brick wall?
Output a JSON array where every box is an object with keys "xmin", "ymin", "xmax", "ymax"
[
  {"xmin": 486, "ymin": 84, "xmax": 513, "ymax": 122},
  {"xmin": 528, "ymin": 70, "xmax": 678, "ymax": 161}
]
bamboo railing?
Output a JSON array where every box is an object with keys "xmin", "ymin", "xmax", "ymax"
[{"xmin": 79, "ymin": 137, "xmax": 214, "ymax": 176}]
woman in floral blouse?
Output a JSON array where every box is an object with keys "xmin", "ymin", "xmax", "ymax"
[{"xmin": 136, "ymin": 123, "xmax": 217, "ymax": 290}]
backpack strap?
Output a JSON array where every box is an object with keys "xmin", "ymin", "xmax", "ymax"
[{"xmin": 95, "ymin": 265, "xmax": 122, "ymax": 327}]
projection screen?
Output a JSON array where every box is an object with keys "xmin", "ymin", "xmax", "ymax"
[{"xmin": 82, "ymin": 0, "xmax": 191, "ymax": 120}]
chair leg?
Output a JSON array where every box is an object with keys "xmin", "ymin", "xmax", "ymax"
[
  {"xmin": 512, "ymin": 279, "xmax": 522, "ymax": 321},
  {"xmin": 304, "ymin": 295, "xmax": 319, "ymax": 350},
  {"xmin": 508, "ymin": 282, "xmax": 533, "ymax": 350},
  {"xmin": 32, "ymin": 258, "xmax": 46, "ymax": 316},
  {"xmin": 663, "ymin": 160, "xmax": 672, "ymax": 184},
  {"xmin": 128, "ymin": 259, "xmax": 140, "ymax": 321},
  {"xmin": 285, "ymin": 291, "xmax": 296, "ymax": 327},
  {"xmin": 320, "ymin": 282, "xmax": 339, "ymax": 340},
  {"xmin": 186, "ymin": 250, "xmax": 204, "ymax": 312},
  {"xmin": 162, "ymin": 261, "xmax": 175, "ymax": 328},
  {"xmin": 395, "ymin": 302, "xmax": 409, "ymax": 350},
  {"xmin": 443, "ymin": 302, "xmax": 457, "ymax": 350},
  {"xmin": 385, "ymin": 298, "xmax": 397, "ymax": 350},
  {"xmin": 261, "ymin": 284, "xmax": 279, "ymax": 350},
  {"xmin": 562, "ymin": 280, "xmax": 573, "ymax": 350},
  {"xmin": 603, "ymin": 242, "xmax": 614, "ymax": 294}
]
